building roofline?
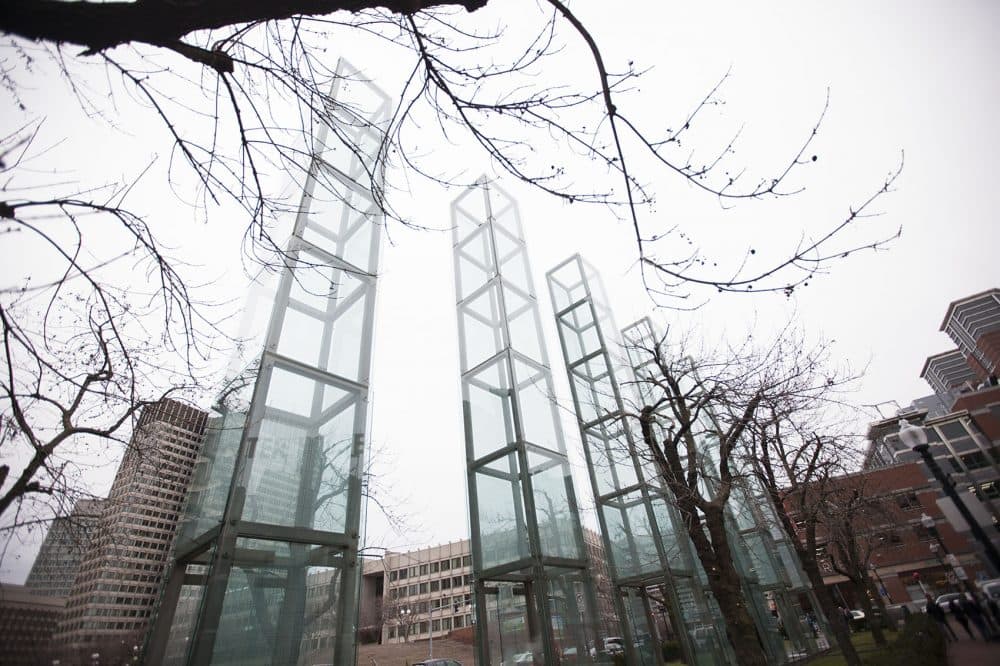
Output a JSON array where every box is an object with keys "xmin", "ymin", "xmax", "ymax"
[
  {"xmin": 939, "ymin": 288, "xmax": 1000, "ymax": 331},
  {"xmin": 919, "ymin": 349, "xmax": 964, "ymax": 378}
]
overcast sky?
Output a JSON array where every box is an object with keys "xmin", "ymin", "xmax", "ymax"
[{"xmin": 2, "ymin": 0, "xmax": 999, "ymax": 581}]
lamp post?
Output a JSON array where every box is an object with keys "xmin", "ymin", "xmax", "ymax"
[
  {"xmin": 869, "ymin": 562, "xmax": 893, "ymax": 603},
  {"xmin": 921, "ymin": 512, "xmax": 978, "ymax": 598},
  {"xmin": 897, "ymin": 419, "xmax": 1000, "ymax": 574}
]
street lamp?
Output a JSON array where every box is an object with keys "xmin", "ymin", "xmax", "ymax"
[
  {"xmin": 921, "ymin": 512, "xmax": 977, "ymax": 598},
  {"xmin": 897, "ymin": 419, "xmax": 1000, "ymax": 573}
]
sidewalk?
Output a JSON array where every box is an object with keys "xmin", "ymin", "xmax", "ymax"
[{"xmin": 946, "ymin": 637, "xmax": 1000, "ymax": 665}]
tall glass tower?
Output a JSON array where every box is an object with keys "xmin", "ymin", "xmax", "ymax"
[
  {"xmin": 452, "ymin": 181, "xmax": 603, "ymax": 664},
  {"xmin": 547, "ymin": 255, "xmax": 827, "ymax": 665},
  {"xmin": 547, "ymin": 256, "xmax": 733, "ymax": 665},
  {"xmin": 147, "ymin": 61, "xmax": 389, "ymax": 666}
]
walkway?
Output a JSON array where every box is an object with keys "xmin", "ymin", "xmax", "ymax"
[{"xmin": 947, "ymin": 636, "xmax": 1000, "ymax": 665}]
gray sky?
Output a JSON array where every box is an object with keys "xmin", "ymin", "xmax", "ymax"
[{"xmin": 2, "ymin": 0, "xmax": 999, "ymax": 580}]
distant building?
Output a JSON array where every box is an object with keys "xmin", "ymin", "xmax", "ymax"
[
  {"xmin": 25, "ymin": 499, "xmax": 104, "ymax": 598},
  {"xmin": 784, "ymin": 463, "xmax": 986, "ymax": 607},
  {"xmin": 52, "ymin": 398, "xmax": 207, "ymax": 661},
  {"xmin": 0, "ymin": 584, "xmax": 66, "ymax": 666},
  {"xmin": 359, "ymin": 530, "xmax": 618, "ymax": 647}
]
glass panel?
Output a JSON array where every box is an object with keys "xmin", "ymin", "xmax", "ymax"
[
  {"xmin": 546, "ymin": 568, "xmax": 593, "ymax": 663},
  {"xmin": 527, "ymin": 449, "xmax": 582, "ymax": 560},
  {"xmin": 328, "ymin": 288, "xmax": 370, "ymax": 382},
  {"xmin": 601, "ymin": 491, "xmax": 661, "ymax": 579},
  {"xmin": 513, "ymin": 359, "xmax": 560, "ymax": 453},
  {"xmin": 340, "ymin": 207, "xmax": 378, "ymax": 274},
  {"xmin": 673, "ymin": 576, "xmax": 729, "ymax": 665},
  {"xmin": 243, "ymin": 366, "xmax": 360, "ymax": 532},
  {"xmin": 277, "ymin": 306, "xmax": 325, "ymax": 367},
  {"xmin": 287, "ymin": 256, "xmax": 337, "ymax": 312},
  {"xmin": 474, "ymin": 454, "xmax": 529, "ymax": 569},
  {"xmin": 210, "ymin": 540, "xmax": 342, "ymax": 666},
  {"xmin": 485, "ymin": 583, "xmax": 532, "ymax": 665},
  {"xmin": 161, "ymin": 565, "xmax": 209, "ymax": 666},
  {"xmin": 453, "ymin": 187, "xmax": 488, "ymax": 229},
  {"xmin": 456, "ymin": 225, "xmax": 495, "ymax": 301},
  {"xmin": 464, "ymin": 357, "xmax": 515, "ymax": 460},
  {"xmin": 499, "ymin": 244, "xmax": 532, "ymax": 297},
  {"xmin": 177, "ymin": 412, "xmax": 245, "ymax": 546},
  {"xmin": 491, "ymin": 197, "xmax": 523, "ymax": 244},
  {"xmin": 505, "ymin": 285, "xmax": 545, "ymax": 364},
  {"xmin": 459, "ymin": 283, "xmax": 505, "ymax": 372},
  {"xmin": 584, "ymin": 424, "xmax": 638, "ymax": 496}
]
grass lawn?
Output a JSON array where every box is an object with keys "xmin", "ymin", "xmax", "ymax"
[{"xmin": 807, "ymin": 630, "xmax": 897, "ymax": 665}]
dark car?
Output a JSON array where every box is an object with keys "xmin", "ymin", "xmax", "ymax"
[{"xmin": 414, "ymin": 660, "xmax": 462, "ymax": 666}]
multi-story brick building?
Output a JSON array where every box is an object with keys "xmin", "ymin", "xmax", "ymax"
[
  {"xmin": 52, "ymin": 398, "xmax": 207, "ymax": 662},
  {"xmin": 785, "ymin": 463, "xmax": 986, "ymax": 607},
  {"xmin": 25, "ymin": 498, "xmax": 104, "ymax": 598}
]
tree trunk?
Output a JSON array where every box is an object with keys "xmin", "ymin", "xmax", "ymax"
[
  {"xmin": 853, "ymin": 578, "xmax": 887, "ymax": 647},
  {"xmin": 689, "ymin": 507, "xmax": 770, "ymax": 666},
  {"xmin": 800, "ymin": 556, "xmax": 862, "ymax": 666}
]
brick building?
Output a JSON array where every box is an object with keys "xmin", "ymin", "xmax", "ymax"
[
  {"xmin": 786, "ymin": 463, "xmax": 986, "ymax": 607},
  {"xmin": 0, "ymin": 584, "xmax": 66, "ymax": 666}
]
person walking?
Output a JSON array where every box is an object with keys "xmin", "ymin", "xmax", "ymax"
[
  {"xmin": 926, "ymin": 598, "xmax": 957, "ymax": 641},
  {"xmin": 960, "ymin": 596, "xmax": 992, "ymax": 640},
  {"xmin": 951, "ymin": 598, "xmax": 976, "ymax": 639}
]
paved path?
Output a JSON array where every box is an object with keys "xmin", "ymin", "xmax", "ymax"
[{"xmin": 947, "ymin": 637, "xmax": 1000, "ymax": 665}]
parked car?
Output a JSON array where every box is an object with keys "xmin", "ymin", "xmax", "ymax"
[
  {"xmin": 503, "ymin": 653, "xmax": 536, "ymax": 665},
  {"xmin": 414, "ymin": 661, "xmax": 462, "ymax": 666},
  {"xmin": 848, "ymin": 609, "xmax": 866, "ymax": 631},
  {"xmin": 934, "ymin": 592, "xmax": 973, "ymax": 612},
  {"xmin": 978, "ymin": 578, "xmax": 1000, "ymax": 601}
]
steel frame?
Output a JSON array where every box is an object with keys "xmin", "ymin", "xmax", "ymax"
[{"xmin": 147, "ymin": 61, "xmax": 389, "ymax": 666}]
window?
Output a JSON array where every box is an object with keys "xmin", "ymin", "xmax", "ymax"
[
  {"xmin": 895, "ymin": 492, "xmax": 920, "ymax": 511},
  {"xmin": 420, "ymin": 582, "xmax": 429, "ymax": 594},
  {"xmin": 430, "ymin": 580, "xmax": 439, "ymax": 592},
  {"xmin": 430, "ymin": 562, "xmax": 439, "ymax": 573},
  {"xmin": 452, "ymin": 557, "xmax": 461, "ymax": 569},
  {"xmin": 441, "ymin": 578, "xmax": 451, "ymax": 590},
  {"xmin": 946, "ymin": 457, "xmax": 963, "ymax": 473},
  {"xmin": 961, "ymin": 451, "xmax": 990, "ymax": 470},
  {"xmin": 420, "ymin": 564, "xmax": 428, "ymax": 576},
  {"xmin": 440, "ymin": 559, "xmax": 451, "ymax": 571},
  {"xmin": 463, "ymin": 555, "xmax": 472, "ymax": 567}
]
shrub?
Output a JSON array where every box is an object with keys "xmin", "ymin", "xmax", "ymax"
[{"xmin": 661, "ymin": 640, "xmax": 683, "ymax": 661}]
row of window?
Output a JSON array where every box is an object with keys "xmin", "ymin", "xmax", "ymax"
[
  {"xmin": 388, "ymin": 613, "xmax": 472, "ymax": 639},
  {"xmin": 389, "ymin": 575, "xmax": 472, "ymax": 598},
  {"xmin": 389, "ymin": 555, "xmax": 472, "ymax": 581}
]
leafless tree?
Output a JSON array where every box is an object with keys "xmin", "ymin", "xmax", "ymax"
[
  {"xmin": 2, "ymin": 2, "xmax": 900, "ymax": 541},
  {"xmin": 622, "ymin": 324, "xmax": 857, "ymax": 665},
  {"xmin": 381, "ymin": 591, "xmax": 418, "ymax": 643}
]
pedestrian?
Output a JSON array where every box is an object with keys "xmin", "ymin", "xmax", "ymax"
[
  {"xmin": 960, "ymin": 596, "xmax": 992, "ymax": 640},
  {"xmin": 950, "ymin": 599, "xmax": 976, "ymax": 639},
  {"xmin": 925, "ymin": 598, "xmax": 957, "ymax": 642}
]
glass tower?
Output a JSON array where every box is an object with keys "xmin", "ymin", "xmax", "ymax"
[
  {"xmin": 452, "ymin": 181, "xmax": 603, "ymax": 664},
  {"xmin": 547, "ymin": 256, "xmax": 734, "ymax": 665},
  {"xmin": 147, "ymin": 61, "xmax": 389, "ymax": 666}
]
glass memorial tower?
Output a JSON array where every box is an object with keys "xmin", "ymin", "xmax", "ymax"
[
  {"xmin": 452, "ymin": 181, "xmax": 604, "ymax": 665},
  {"xmin": 547, "ymin": 256, "xmax": 734, "ymax": 665},
  {"xmin": 547, "ymin": 255, "xmax": 827, "ymax": 665},
  {"xmin": 146, "ymin": 61, "xmax": 389, "ymax": 666}
]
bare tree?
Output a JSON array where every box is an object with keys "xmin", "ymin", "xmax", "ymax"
[
  {"xmin": 623, "ymin": 325, "xmax": 853, "ymax": 665},
  {"xmin": 751, "ymin": 426, "xmax": 865, "ymax": 664},
  {"xmin": 2, "ymin": 2, "xmax": 900, "ymax": 540},
  {"xmin": 381, "ymin": 591, "xmax": 418, "ymax": 643}
]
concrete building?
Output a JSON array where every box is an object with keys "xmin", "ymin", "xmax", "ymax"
[
  {"xmin": 53, "ymin": 398, "xmax": 207, "ymax": 661},
  {"xmin": 0, "ymin": 584, "xmax": 67, "ymax": 666},
  {"xmin": 361, "ymin": 530, "xmax": 618, "ymax": 647},
  {"xmin": 25, "ymin": 498, "xmax": 104, "ymax": 598}
]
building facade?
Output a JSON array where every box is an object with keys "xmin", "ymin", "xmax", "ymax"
[
  {"xmin": 25, "ymin": 498, "xmax": 104, "ymax": 598},
  {"xmin": 362, "ymin": 531, "xmax": 618, "ymax": 647},
  {"xmin": 786, "ymin": 463, "xmax": 986, "ymax": 607},
  {"xmin": 0, "ymin": 584, "xmax": 67, "ymax": 666},
  {"xmin": 53, "ymin": 398, "xmax": 208, "ymax": 661}
]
